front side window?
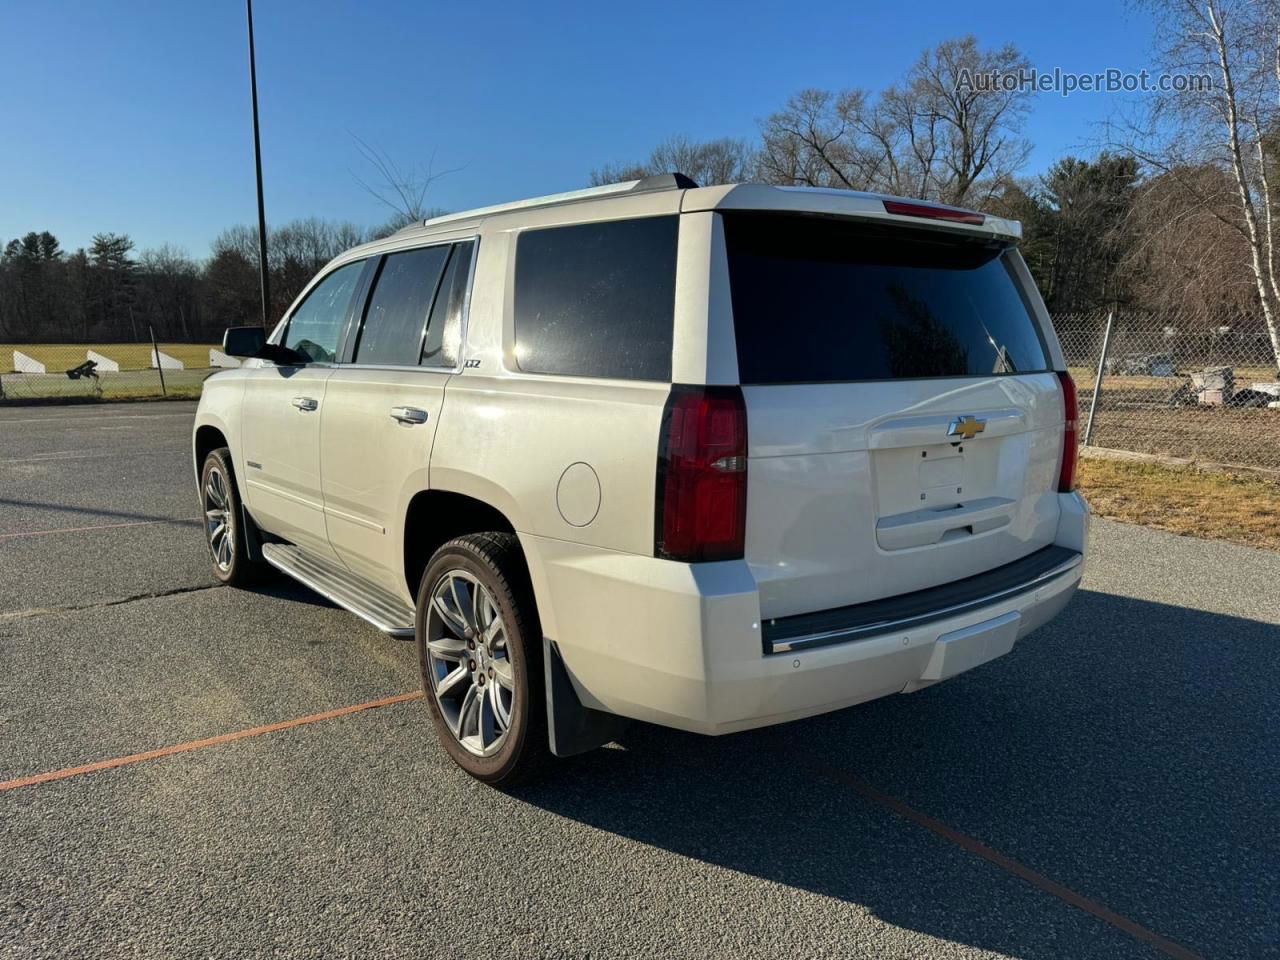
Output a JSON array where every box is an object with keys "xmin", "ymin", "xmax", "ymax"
[
  {"xmin": 513, "ymin": 216, "xmax": 678, "ymax": 381},
  {"xmin": 282, "ymin": 261, "xmax": 364, "ymax": 364},
  {"xmin": 354, "ymin": 245, "xmax": 451, "ymax": 365}
]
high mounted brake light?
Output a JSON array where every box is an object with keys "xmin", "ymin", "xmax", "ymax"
[
  {"xmin": 882, "ymin": 199, "xmax": 985, "ymax": 226},
  {"xmin": 655, "ymin": 385, "xmax": 748, "ymax": 563}
]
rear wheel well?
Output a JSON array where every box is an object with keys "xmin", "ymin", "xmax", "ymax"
[
  {"xmin": 403, "ymin": 491, "xmax": 519, "ymax": 598},
  {"xmin": 194, "ymin": 426, "xmax": 228, "ymax": 476}
]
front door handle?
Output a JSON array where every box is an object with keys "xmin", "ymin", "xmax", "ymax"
[
  {"xmin": 390, "ymin": 406, "xmax": 428, "ymax": 425},
  {"xmin": 291, "ymin": 396, "xmax": 318, "ymax": 412}
]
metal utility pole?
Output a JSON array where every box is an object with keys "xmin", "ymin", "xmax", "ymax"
[{"xmin": 246, "ymin": 0, "xmax": 271, "ymax": 327}]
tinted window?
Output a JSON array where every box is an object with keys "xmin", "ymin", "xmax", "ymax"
[
  {"xmin": 355, "ymin": 245, "xmax": 451, "ymax": 365},
  {"xmin": 514, "ymin": 216, "xmax": 677, "ymax": 381},
  {"xmin": 422, "ymin": 241, "xmax": 473, "ymax": 368},
  {"xmin": 283, "ymin": 261, "xmax": 364, "ymax": 363},
  {"xmin": 724, "ymin": 214, "xmax": 1049, "ymax": 384}
]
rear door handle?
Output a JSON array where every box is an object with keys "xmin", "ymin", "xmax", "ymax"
[
  {"xmin": 390, "ymin": 406, "xmax": 428, "ymax": 425},
  {"xmin": 291, "ymin": 396, "xmax": 318, "ymax": 412}
]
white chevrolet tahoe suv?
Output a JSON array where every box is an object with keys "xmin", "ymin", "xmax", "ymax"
[{"xmin": 194, "ymin": 174, "xmax": 1087, "ymax": 786}]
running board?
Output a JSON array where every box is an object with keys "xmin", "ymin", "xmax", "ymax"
[{"xmin": 261, "ymin": 543, "xmax": 416, "ymax": 637}]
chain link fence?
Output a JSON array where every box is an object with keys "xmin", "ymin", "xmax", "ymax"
[
  {"xmin": 5, "ymin": 315, "xmax": 1280, "ymax": 473},
  {"xmin": 0, "ymin": 341, "xmax": 228, "ymax": 401},
  {"xmin": 1055, "ymin": 310, "xmax": 1280, "ymax": 473}
]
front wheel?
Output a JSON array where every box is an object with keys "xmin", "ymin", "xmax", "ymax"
[
  {"xmin": 415, "ymin": 533, "xmax": 550, "ymax": 786},
  {"xmin": 199, "ymin": 447, "xmax": 265, "ymax": 587}
]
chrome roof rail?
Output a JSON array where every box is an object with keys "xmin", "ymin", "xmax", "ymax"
[{"xmin": 396, "ymin": 172, "xmax": 699, "ymax": 234}]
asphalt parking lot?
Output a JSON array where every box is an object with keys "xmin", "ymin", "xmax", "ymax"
[{"xmin": 2, "ymin": 401, "xmax": 1277, "ymax": 959}]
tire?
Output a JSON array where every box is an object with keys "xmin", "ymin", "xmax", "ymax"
[
  {"xmin": 199, "ymin": 447, "xmax": 266, "ymax": 587},
  {"xmin": 415, "ymin": 532, "xmax": 550, "ymax": 786}
]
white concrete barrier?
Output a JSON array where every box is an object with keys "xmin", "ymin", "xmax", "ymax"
[
  {"xmin": 150, "ymin": 348, "xmax": 184, "ymax": 370},
  {"xmin": 86, "ymin": 349, "xmax": 120, "ymax": 372},
  {"xmin": 209, "ymin": 348, "xmax": 241, "ymax": 368},
  {"xmin": 13, "ymin": 350, "xmax": 46, "ymax": 374}
]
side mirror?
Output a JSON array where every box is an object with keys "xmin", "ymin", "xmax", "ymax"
[
  {"xmin": 223, "ymin": 326, "xmax": 266, "ymax": 358},
  {"xmin": 223, "ymin": 326, "xmax": 308, "ymax": 365}
]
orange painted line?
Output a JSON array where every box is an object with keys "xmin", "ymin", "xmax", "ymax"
[
  {"xmin": 0, "ymin": 517, "xmax": 197, "ymax": 541},
  {"xmin": 0, "ymin": 691, "xmax": 424, "ymax": 792},
  {"xmin": 817, "ymin": 766, "xmax": 1205, "ymax": 960}
]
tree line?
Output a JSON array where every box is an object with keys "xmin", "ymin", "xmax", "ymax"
[
  {"xmin": 3, "ymin": 0, "xmax": 1279, "ymax": 371},
  {"xmin": 0, "ymin": 219, "xmax": 398, "ymax": 344}
]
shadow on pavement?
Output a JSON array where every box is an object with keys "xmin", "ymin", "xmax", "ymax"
[
  {"xmin": 514, "ymin": 589, "xmax": 1278, "ymax": 959},
  {"xmin": 248, "ymin": 577, "xmax": 340, "ymax": 612},
  {"xmin": 0, "ymin": 496, "xmax": 198, "ymax": 528}
]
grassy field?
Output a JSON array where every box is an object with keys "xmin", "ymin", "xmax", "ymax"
[
  {"xmin": 2, "ymin": 343, "xmax": 219, "ymax": 373},
  {"xmin": 1078, "ymin": 457, "xmax": 1280, "ymax": 551},
  {"xmin": 0, "ymin": 368, "xmax": 209, "ymax": 400}
]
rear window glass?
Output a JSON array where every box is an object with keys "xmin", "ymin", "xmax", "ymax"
[
  {"xmin": 723, "ymin": 214, "xmax": 1048, "ymax": 384},
  {"xmin": 514, "ymin": 216, "xmax": 678, "ymax": 381}
]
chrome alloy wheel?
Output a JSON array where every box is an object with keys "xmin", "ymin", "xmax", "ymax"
[
  {"xmin": 204, "ymin": 465, "xmax": 234, "ymax": 572},
  {"xmin": 424, "ymin": 570, "xmax": 516, "ymax": 757}
]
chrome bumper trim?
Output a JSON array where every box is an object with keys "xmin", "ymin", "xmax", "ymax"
[{"xmin": 768, "ymin": 552, "xmax": 1083, "ymax": 655}]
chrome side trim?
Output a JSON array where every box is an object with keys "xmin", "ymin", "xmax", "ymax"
[{"xmin": 769, "ymin": 553, "xmax": 1083, "ymax": 655}]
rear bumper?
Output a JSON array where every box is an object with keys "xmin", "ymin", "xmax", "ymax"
[
  {"xmin": 522, "ymin": 491, "xmax": 1088, "ymax": 736},
  {"xmin": 762, "ymin": 544, "xmax": 1081, "ymax": 655}
]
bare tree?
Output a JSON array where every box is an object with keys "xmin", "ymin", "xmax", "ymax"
[
  {"xmin": 590, "ymin": 135, "xmax": 756, "ymax": 186},
  {"xmin": 1114, "ymin": 0, "xmax": 1280, "ymax": 369},
  {"xmin": 756, "ymin": 37, "xmax": 1033, "ymax": 207},
  {"xmin": 1126, "ymin": 164, "xmax": 1259, "ymax": 320},
  {"xmin": 138, "ymin": 245, "xmax": 199, "ymax": 339},
  {"xmin": 880, "ymin": 37, "xmax": 1033, "ymax": 205},
  {"xmin": 351, "ymin": 134, "xmax": 456, "ymax": 231},
  {"xmin": 757, "ymin": 89, "xmax": 888, "ymax": 189},
  {"xmin": 212, "ymin": 217, "xmax": 374, "ymax": 319}
]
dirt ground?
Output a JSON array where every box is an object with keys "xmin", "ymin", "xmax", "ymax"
[{"xmin": 1083, "ymin": 406, "xmax": 1280, "ymax": 472}]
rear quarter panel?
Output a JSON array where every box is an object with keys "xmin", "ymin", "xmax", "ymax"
[{"xmin": 429, "ymin": 224, "xmax": 670, "ymax": 555}]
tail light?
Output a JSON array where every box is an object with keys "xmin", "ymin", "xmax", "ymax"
[
  {"xmin": 655, "ymin": 385, "xmax": 748, "ymax": 562},
  {"xmin": 1057, "ymin": 371, "xmax": 1079, "ymax": 492}
]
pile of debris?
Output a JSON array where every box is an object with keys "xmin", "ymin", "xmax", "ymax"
[{"xmin": 1171, "ymin": 367, "xmax": 1280, "ymax": 408}]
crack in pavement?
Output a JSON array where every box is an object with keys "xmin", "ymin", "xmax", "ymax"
[{"xmin": 0, "ymin": 583, "xmax": 223, "ymax": 624}]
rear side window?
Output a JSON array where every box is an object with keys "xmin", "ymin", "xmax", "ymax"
[
  {"xmin": 514, "ymin": 216, "xmax": 678, "ymax": 381},
  {"xmin": 355, "ymin": 245, "xmax": 451, "ymax": 365},
  {"xmin": 723, "ymin": 214, "xmax": 1049, "ymax": 384},
  {"xmin": 422, "ymin": 241, "xmax": 474, "ymax": 368},
  {"xmin": 283, "ymin": 261, "xmax": 365, "ymax": 363}
]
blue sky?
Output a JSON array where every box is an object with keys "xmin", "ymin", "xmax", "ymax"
[{"xmin": 1, "ymin": 0, "xmax": 1158, "ymax": 256}]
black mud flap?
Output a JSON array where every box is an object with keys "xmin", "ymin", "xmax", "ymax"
[
  {"xmin": 239, "ymin": 501, "xmax": 266, "ymax": 563},
  {"xmin": 544, "ymin": 639, "xmax": 630, "ymax": 757}
]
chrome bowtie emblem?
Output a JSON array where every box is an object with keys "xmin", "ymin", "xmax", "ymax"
[{"xmin": 947, "ymin": 415, "xmax": 986, "ymax": 441}]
